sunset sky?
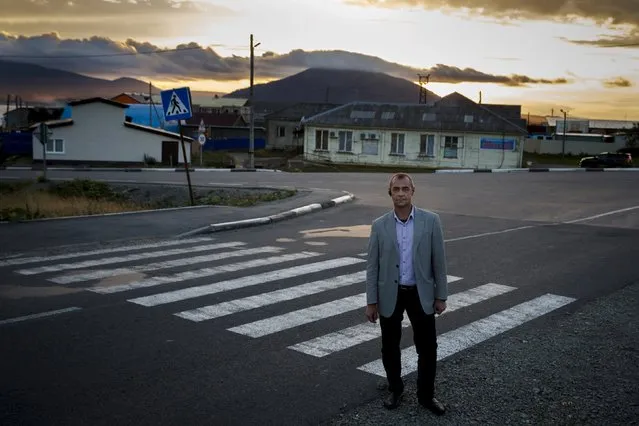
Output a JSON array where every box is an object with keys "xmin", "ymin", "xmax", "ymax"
[{"xmin": 1, "ymin": 0, "xmax": 638, "ymax": 120}]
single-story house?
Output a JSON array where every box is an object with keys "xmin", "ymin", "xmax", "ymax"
[
  {"xmin": 31, "ymin": 97, "xmax": 192, "ymax": 166},
  {"xmin": 264, "ymin": 102, "xmax": 341, "ymax": 150},
  {"xmin": 301, "ymin": 93, "xmax": 529, "ymax": 170}
]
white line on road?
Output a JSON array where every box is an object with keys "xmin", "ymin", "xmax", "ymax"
[
  {"xmin": 444, "ymin": 226, "xmax": 535, "ymax": 243},
  {"xmin": 228, "ymin": 293, "xmax": 367, "ymax": 338},
  {"xmin": 0, "ymin": 236, "xmax": 217, "ymax": 267},
  {"xmin": 91, "ymin": 251, "xmax": 323, "ymax": 294},
  {"xmin": 289, "ymin": 282, "xmax": 512, "ymax": 357},
  {"xmin": 49, "ymin": 246, "xmax": 282, "ymax": 284},
  {"xmin": 563, "ymin": 205, "xmax": 639, "ymax": 224},
  {"xmin": 0, "ymin": 307, "xmax": 82, "ymax": 326},
  {"xmin": 130, "ymin": 257, "xmax": 364, "ymax": 306},
  {"xmin": 17, "ymin": 241, "xmax": 246, "ymax": 275},
  {"xmin": 357, "ymin": 293, "xmax": 576, "ymax": 377},
  {"xmin": 175, "ymin": 271, "xmax": 366, "ymax": 322}
]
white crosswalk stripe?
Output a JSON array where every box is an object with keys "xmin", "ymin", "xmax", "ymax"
[{"xmin": 1, "ymin": 238, "xmax": 578, "ymax": 379}]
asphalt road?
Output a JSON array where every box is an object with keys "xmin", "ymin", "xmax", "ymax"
[{"xmin": 1, "ymin": 170, "xmax": 638, "ymax": 425}]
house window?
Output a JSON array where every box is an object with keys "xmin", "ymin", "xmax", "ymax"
[
  {"xmin": 46, "ymin": 138, "xmax": 64, "ymax": 154},
  {"xmin": 420, "ymin": 134, "xmax": 435, "ymax": 157},
  {"xmin": 391, "ymin": 133, "xmax": 405, "ymax": 154},
  {"xmin": 315, "ymin": 130, "xmax": 329, "ymax": 150},
  {"xmin": 277, "ymin": 126, "xmax": 286, "ymax": 137},
  {"xmin": 443, "ymin": 136, "xmax": 459, "ymax": 158},
  {"xmin": 338, "ymin": 131, "xmax": 353, "ymax": 152}
]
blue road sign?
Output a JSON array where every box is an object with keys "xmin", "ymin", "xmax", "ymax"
[{"xmin": 160, "ymin": 87, "xmax": 192, "ymax": 121}]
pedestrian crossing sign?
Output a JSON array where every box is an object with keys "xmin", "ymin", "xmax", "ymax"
[{"xmin": 160, "ymin": 87, "xmax": 192, "ymax": 121}]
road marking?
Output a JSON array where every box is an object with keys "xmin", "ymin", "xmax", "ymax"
[
  {"xmin": 0, "ymin": 236, "xmax": 216, "ymax": 267},
  {"xmin": 0, "ymin": 307, "xmax": 82, "ymax": 326},
  {"xmin": 129, "ymin": 257, "xmax": 364, "ymax": 306},
  {"xmin": 175, "ymin": 271, "xmax": 366, "ymax": 321},
  {"xmin": 563, "ymin": 205, "xmax": 639, "ymax": 224},
  {"xmin": 17, "ymin": 242, "xmax": 246, "ymax": 275},
  {"xmin": 229, "ymin": 293, "xmax": 367, "ymax": 338},
  {"xmin": 444, "ymin": 226, "xmax": 535, "ymax": 243},
  {"xmin": 91, "ymin": 251, "xmax": 323, "ymax": 294},
  {"xmin": 357, "ymin": 293, "xmax": 576, "ymax": 377},
  {"xmin": 49, "ymin": 246, "xmax": 282, "ymax": 284},
  {"xmin": 289, "ymin": 282, "xmax": 512, "ymax": 357}
]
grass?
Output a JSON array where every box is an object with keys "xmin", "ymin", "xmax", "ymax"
[
  {"xmin": 522, "ymin": 152, "xmax": 582, "ymax": 167},
  {"xmin": 0, "ymin": 179, "xmax": 297, "ymax": 222}
]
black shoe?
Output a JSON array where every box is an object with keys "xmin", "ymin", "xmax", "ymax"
[
  {"xmin": 419, "ymin": 397, "xmax": 446, "ymax": 415},
  {"xmin": 383, "ymin": 392, "xmax": 403, "ymax": 410}
]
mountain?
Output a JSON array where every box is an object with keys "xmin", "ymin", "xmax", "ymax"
[
  {"xmin": 224, "ymin": 68, "xmax": 441, "ymax": 104},
  {"xmin": 0, "ymin": 60, "xmax": 223, "ymax": 106}
]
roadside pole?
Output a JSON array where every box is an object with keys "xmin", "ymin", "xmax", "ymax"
[
  {"xmin": 161, "ymin": 86, "xmax": 195, "ymax": 206},
  {"xmin": 36, "ymin": 122, "xmax": 50, "ymax": 180}
]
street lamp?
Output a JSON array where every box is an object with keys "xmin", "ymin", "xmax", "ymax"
[
  {"xmin": 249, "ymin": 34, "xmax": 261, "ymax": 170},
  {"xmin": 560, "ymin": 109, "xmax": 567, "ymax": 158}
]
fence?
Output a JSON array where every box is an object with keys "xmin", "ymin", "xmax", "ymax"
[{"xmin": 524, "ymin": 136, "xmax": 627, "ymax": 156}]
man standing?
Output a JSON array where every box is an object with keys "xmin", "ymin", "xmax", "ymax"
[{"xmin": 365, "ymin": 172, "xmax": 447, "ymax": 414}]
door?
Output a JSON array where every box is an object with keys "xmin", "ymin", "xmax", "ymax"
[{"xmin": 162, "ymin": 141, "xmax": 179, "ymax": 165}]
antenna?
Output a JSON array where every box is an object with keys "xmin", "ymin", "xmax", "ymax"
[{"xmin": 418, "ymin": 73, "xmax": 430, "ymax": 104}]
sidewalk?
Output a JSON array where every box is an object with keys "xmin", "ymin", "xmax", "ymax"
[{"xmin": 0, "ymin": 187, "xmax": 353, "ymax": 255}]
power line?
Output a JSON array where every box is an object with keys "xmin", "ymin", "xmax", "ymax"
[{"xmin": 0, "ymin": 44, "xmax": 254, "ymax": 59}]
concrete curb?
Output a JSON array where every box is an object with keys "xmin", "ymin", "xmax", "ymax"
[
  {"xmin": 435, "ymin": 167, "xmax": 639, "ymax": 173},
  {"xmin": 0, "ymin": 166, "xmax": 282, "ymax": 173},
  {"xmin": 177, "ymin": 192, "xmax": 356, "ymax": 238}
]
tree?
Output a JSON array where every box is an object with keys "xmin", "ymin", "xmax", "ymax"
[{"xmin": 626, "ymin": 122, "xmax": 639, "ymax": 148}]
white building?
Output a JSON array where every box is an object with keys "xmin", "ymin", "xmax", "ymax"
[
  {"xmin": 32, "ymin": 97, "xmax": 192, "ymax": 166},
  {"xmin": 302, "ymin": 93, "xmax": 528, "ymax": 170}
]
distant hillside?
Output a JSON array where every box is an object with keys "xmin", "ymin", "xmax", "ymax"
[
  {"xmin": 225, "ymin": 68, "xmax": 441, "ymax": 104},
  {"xmin": 0, "ymin": 60, "xmax": 223, "ymax": 106}
]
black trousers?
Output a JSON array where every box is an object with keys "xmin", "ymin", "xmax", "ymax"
[{"xmin": 379, "ymin": 286, "xmax": 437, "ymax": 399}]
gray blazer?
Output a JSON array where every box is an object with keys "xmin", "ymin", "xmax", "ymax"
[{"xmin": 366, "ymin": 207, "xmax": 448, "ymax": 318}]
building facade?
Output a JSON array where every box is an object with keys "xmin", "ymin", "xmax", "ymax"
[
  {"xmin": 302, "ymin": 93, "xmax": 528, "ymax": 169},
  {"xmin": 32, "ymin": 98, "xmax": 192, "ymax": 166},
  {"xmin": 264, "ymin": 103, "xmax": 341, "ymax": 149}
]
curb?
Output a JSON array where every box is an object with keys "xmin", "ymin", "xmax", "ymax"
[
  {"xmin": 177, "ymin": 192, "xmax": 356, "ymax": 238},
  {"xmin": 435, "ymin": 167, "xmax": 639, "ymax": 173},
  {"xmin": 0, "ymin": 166, "xmax": 282, "ymax": 173}
]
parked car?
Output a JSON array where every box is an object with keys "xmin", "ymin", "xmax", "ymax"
[{"xmin": 578, "ymin": 152, "xmax": 633, "ymax": 168}]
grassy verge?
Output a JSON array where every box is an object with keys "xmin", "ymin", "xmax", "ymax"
[
  {"xmin": 281, "ymin": 163, "xmax": 437, "ymax": 173},
  {"xmin": 0, "ymin": 179, "xmax": 296, "ymax": 222},
  {"xmin": 522, "ymin": 152, "xmax": 582, "ymax": 167}
]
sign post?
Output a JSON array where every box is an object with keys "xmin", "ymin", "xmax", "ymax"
[
  {"xmin": 34, "ymin": 122, "xmax": 52, "ymax": 181},
  {"xmin": 198, "ymin": 118, "xmax": 206, "ymax": 167},
  {"xmin": 161, "ymin": 87, "xmax": 194, "ymax": 206}
]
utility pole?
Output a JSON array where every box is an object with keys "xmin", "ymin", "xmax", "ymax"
[
  {"xmin": 248, "ymin": 34, "xmax": 261, "ymax": 169},
  {"xmin": 418, "ymin": 73, "xmax": 430, "ymax": 104},
  {"xmin": 560, "ymin": 109, "xmax": 567, "ymax": 158}
]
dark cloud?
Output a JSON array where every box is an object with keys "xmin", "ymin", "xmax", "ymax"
[
  {"xmin": 347, "ymin": 0, "xmax": 639, "ymax": 48},
  {"xmin": 563, "ymin": 30, "xmax": 639, "ymax": 48},
  {"xmin": 0, "ymin": 33, "xmax": 571, "ymax": 87},
  {"xmin": 0, "ymin": 0, "xmax": 235, "ymax": 38},
  {"xmin": 346, "ymin": 0, "xmax": 639, "ymax": 27},
  {"xmin": 603, "ymin": 77, "xmax": 634, "ymax": 87}
]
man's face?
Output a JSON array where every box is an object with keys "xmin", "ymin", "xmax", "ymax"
[{"xmin": 389, "ymin": 176, "xmax": 414, "ymax": 208}]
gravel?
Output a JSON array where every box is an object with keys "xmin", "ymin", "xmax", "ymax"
[{"xmin": 324, "ymin": 282, "xmax": 639, "ymax": 426}]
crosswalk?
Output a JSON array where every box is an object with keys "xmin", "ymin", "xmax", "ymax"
[{"xmin": 1, "ymin": 236, "xmax": 577, "ymax": 378}]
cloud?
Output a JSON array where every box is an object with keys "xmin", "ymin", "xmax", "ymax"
[
  {"xmin": 345, "ymin": 0, "xmax": 639, "ymax": 27},
  {"xmin": 0, "ymin": 33, "xmax": 572, "ymax": 87},
  {"xmin": 603, "ymin": 77, "xmax": 634, "ymax": 88},
  {"xmin": 0, "ymin": 0, "xmax": 235, "ymax": 39},
  {"xmin": 563, "ymin": 30, "xmax": 639, "ymax": 48},
  {"xmin": 346, "ymin": 0, "xmax": 639, "ymax": 48}
]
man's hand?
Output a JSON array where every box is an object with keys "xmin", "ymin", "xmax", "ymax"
[
  {"xmin": 366, "ymin": 304, "xmax": 379, "ymax": 323},
  {"xmin": 434, "ymin": 299, "xmax": 447, "ymax": 315}
]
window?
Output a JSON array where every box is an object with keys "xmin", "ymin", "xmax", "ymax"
[
  {"xmin": 277, "ymin": 126, "xmax": 286, "ymax": 137},
  {"xmin": 315, "ymin": 130, "xmax": 329, "ymax": 150},
  {"xmin": 338, "ymin": 131, "xmax": 353, "ymax": 152},
  {"xmin": 391, "ymin": 133, "xmax": 405, "ymax": 154},
  {"xmin": 420, "ymin": 134, "xmax": 435, "ymax": 157},
  {"xmin": 443, "ymin": 136, "xmax": 459, "ymax": 158},
  {"xmin": 464, "ymin": 115, "xmax": 474, "ymax": 123},
  {"xmin": 381, "ymin": 111, "xmax": 395, "ymax": 120},
  {"xmin": 46, "ymin": 138, "xmax": 64, "ymax": 154}
]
